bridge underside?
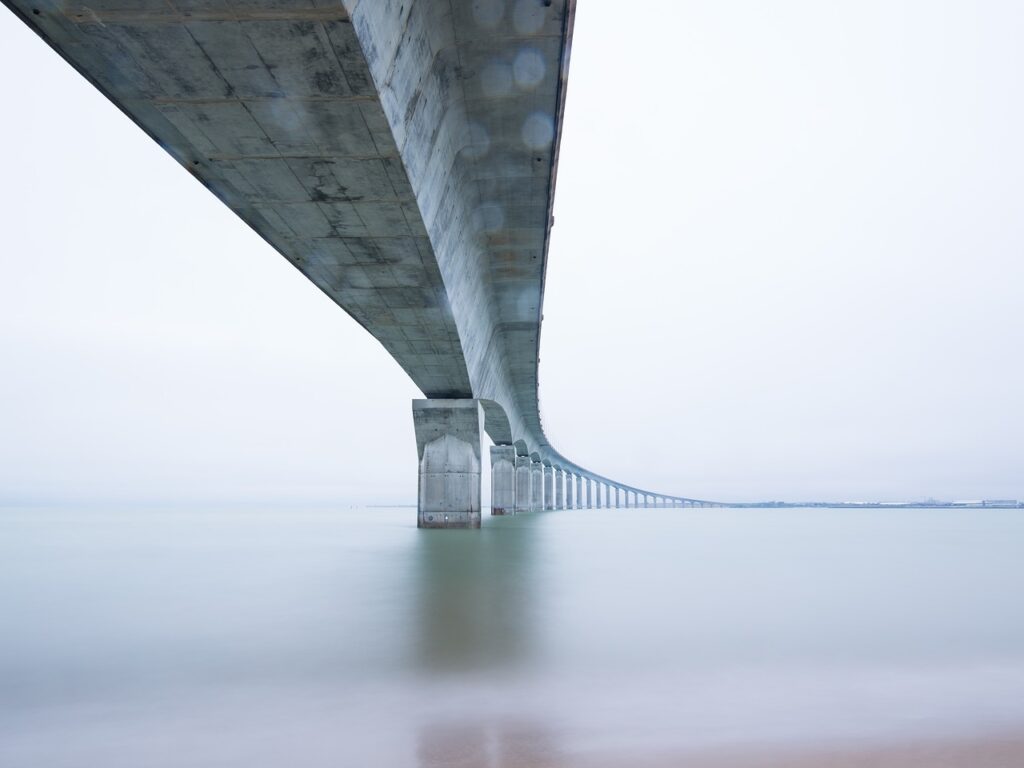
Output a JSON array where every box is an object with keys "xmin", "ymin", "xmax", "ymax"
[{"xmin": 6, "ymin": 0, "xmax": 720, "ymax": 521}]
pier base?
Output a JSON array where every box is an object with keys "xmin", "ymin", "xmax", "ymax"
[
  {"xmin": 515, "ymin": 455, "xmax": 532, "ymax": 513},
  {"xmin": 490, "ymin": 445, "xmax": 516, "ymax": 515},
  {"xmin": 413, "ymin": 399, "xmax": 483, "ymax": 529}
]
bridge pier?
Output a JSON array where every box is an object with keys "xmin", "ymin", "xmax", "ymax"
[
  {"xmin": 565, "ymin": 472, "xmax": 574, "ymax": 509},
  {"xmin": 490, "ymin": 445, "xmax": 516, "ymax": 516},
  {"xmin": 531, "ymin": 460, "xmax": 543, "ymax": 512},
  {"xmin": 575, "ymin": 474, "xmax": 583, "ymax": 510},
  {"xmin": 515, "ymin": 455, "xmax": 532, "ymax": 513},
  {"xmin": 615, "ymin": 487, "xmax": 621, "ymax": 508},
  {"xmin": 586, "ymin": 478, "xmax": 593, "ymax": 509},
  {"xmin": 413, "ymin": 399, "xmax": 483, "ymax": 529},
  {"xmin": 543, "ymin": 464, "xmax": 554, "ymax": 510},
  {"xmin": 555, "ymin": 468, "xmax": 565, "ymax": 510}
]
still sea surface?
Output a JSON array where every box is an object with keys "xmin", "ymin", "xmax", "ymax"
[{"xmin": 1, "ymin": 505, "xmax": 1023, "ymax": 766}]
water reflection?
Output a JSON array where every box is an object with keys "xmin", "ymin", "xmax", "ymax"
[
  {"xmin": 412, "ymin": 515, "xmax": 540, "ymax": 673},
  {"xmin": 417, "ymin": 719, "xmax": 562, "ymax": 768},
  {"xmin": 2, "ymin": 506, "xmax": 1024, "ymax": 767}
]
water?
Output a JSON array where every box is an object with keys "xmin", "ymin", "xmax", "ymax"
[{"xmin": 2, "ymin": 506, "xmax": 1023, "ymax": 766}]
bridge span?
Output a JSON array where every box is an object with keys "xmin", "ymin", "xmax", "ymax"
[{"xmin": 6, "ymin": 0, "xmax": 720, "ymax": 524}]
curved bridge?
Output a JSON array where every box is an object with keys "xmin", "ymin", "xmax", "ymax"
[{"xmin": 6, "ymin": 0, "xmax": 721, "ymax": 524}]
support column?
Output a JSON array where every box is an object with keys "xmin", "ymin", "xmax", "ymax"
[
  {"xmin": 530, "ymin": 460, "xmax": 543, "ymax": 512},
  {"xmin": 515, "ymin": 455, "xmax": 531, "ymax": 513},
  {"xmin": 565, "ymin": 472, "xmax": 574, "ymax": 509},
  {"xmin": 576, "ymin": 474, "xmax": 583, "ymax": 509},
  {"xmin": 615, "ymin": 487, "xmax": 621, "ymax": 508},
  {"xmin": 586, "ymin": 477, "xmax": 593, "ymax": 508},
  {"xmin": 644, "ymin": 494, "xmax": 649, "ymax": 508},
  {"xmin": 555, "ymin": 469, "xmax": 565, "ymax": 510},
  {"xmin": 490, "ymin": 445, "xmax": 516, "ymax": 515},
  {"xmin": 543, "ymin": 464, "xmax": 554, "ymax": 510},
  {"xmin": 413, "ymin": 399, "xmax": 483, "ymax": 529}
]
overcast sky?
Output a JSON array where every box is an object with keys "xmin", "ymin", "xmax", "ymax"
[{"xmin": 1, "ymin": 1, "xmax": 1021, "ymax": 506}]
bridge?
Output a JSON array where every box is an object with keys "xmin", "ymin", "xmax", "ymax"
[{"xmin": 6, "ymin": 0, "xmax": 722, "ymax": 524}]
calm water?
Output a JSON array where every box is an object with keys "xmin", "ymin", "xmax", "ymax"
[{"xmin": 2, "ymin": 506, "xmax": 1023, "ymax": 766}]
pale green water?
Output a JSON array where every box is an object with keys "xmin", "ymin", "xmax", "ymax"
[{"xmin": 1, "ymin": 506, "xmax": 1023, "ymax": 765}]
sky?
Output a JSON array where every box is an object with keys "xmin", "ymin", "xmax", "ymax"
[{"xmin": 0, "ymin": 1, "xmax": 1021, "ymax": 505}]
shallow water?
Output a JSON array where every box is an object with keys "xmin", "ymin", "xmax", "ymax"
[{"xmin": 2, "ymin": 506, "xmax": 1023, "ymax": 766}]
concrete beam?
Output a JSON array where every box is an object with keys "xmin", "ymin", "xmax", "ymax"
[{"xmin": 413, "ymin": 399, "xmax": 482, "ymax": 529}]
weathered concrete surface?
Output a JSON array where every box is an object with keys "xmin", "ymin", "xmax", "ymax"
[
  {"xmin": 4, "ymin": 0, "xmax": 723, "ymax": 512},
  {"xmin": 514, "ymin": 454, "xmax": 532, "ymax": 513},
  {"xmin": 530, "ymin": 460, "xmax": 543, "ymax": 512},
  {"xmin": 413, "ymin": 399, "xmax": 482, "ymax": 528},
  {"xmin": 490, "ymin": 444, "xmax": 515, "ymax": 515}
]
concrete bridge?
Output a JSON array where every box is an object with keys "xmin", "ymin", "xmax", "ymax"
[{"xmin": 6, "ymin": 0, "xmax": 722, "ymax": 524}]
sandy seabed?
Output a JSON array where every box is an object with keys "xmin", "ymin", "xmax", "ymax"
[
  {"xmin": 416, "ymin": 729, "xmax": 1024, "ymax": 768},
  {"xmin": 579, "ymin": 734, "xmax": 1024, "ymax": 768}
]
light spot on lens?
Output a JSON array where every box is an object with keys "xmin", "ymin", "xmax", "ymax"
[
  {"xmin": 474, "ymin": 202, "xmax": 505, "ymax": 233},
  {"xmin": 521, "ymin": 112, "xmax": 554, "ymax": 149},
  {"xmin": 513, "ymin": 48, "xmax": 545, "ymax": 90},
  {"xmin": 463, "ymin": 122, "xmax": 491, "ymax": 160}
]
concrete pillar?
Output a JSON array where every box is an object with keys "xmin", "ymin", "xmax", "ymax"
[
  {"xmin": 565, "ymin": 472, "xmax": 574, "ymax": 508},
  {"xmin": 555, "ymin": 469, "xmax": 565, "ymax": 510},
  {"xmin": 515, "ymin": 455, "xmax": 531, "ymax": 513},
  {"xmin": 412, "ymin": 399, "xmax": 483, "ymax": 529},
  {"xmin": 542, "ymin": 464, "xmax": 554, "ymax": 510},
  {"xmin": 594, "ymin": 482, "xmax": 601, "ymax": 509},
  {"xmin": 490, "ymin": 445, "xmax": 516, "ymax": 515},
  {"xmin": 586, "ymin": 478, "xmax": 593, "ymax": 508},
  {"xmin": 575, "ymin": 474, "xmax": 583, "ymax": 509},
  {"xmin": 615, "ymin": 487, "xmax": 621, "ymax": 508},
  {"xmin": 530, "ymin": 460, "xmax": 543, "ymax": 512},
  {"xmin": 644, "ymin": 494, "xmax": 649, "ymax": 508}
]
